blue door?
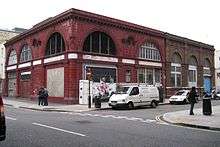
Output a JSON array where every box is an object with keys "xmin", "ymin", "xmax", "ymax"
[{"xmin": 204, "ymin": 77, "xmax": 211, "ymax": 94}]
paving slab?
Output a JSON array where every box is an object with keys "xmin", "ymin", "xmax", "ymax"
[{"xmin": 163, "ymin": 105, "xmax": 220, "ymax": 131}]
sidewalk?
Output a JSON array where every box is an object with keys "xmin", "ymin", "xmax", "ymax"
[
  {"xmin": 162, "ymin": 105, "xmax": 220, "ymax": 131},
  {"xmin": 3, "ymin": 96, "xmax": 169, "ymax": 112}
]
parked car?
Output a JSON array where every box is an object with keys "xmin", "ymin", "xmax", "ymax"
[
  {"xmin": 211, "ymin": 90, "xmax": 220, "ymax": 100},
  {"xmin": 169, "ymin": 90, "xmax": 190, "ymax": 104},
  {"xmin": 108, "ymin": 85, "xmax": 159, "ymax": 109},
  {"xmin": 0, "ymin": 95, "xmax": 6, "ymax": 141}
]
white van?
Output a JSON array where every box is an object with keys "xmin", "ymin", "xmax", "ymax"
[{"xmin": 108, "ymin": 85, "xmax": 159, "ymax": 109}]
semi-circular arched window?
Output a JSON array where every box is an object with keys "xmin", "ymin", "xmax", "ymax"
[
  {"xmin": 204, "ymin": 58, "xmax": 211, "ymax": 67},
  {"xmin": 20, "ymin": 45, "xmax": 32, "ymax": 62},
  {"xmin": 171, "ymin": 52, "xmax": 182, "ymax": 87},
  {"xmin": 188, "ymin": 56, "xmax": 198, "ymax": 87},
  {"xmin": 189, "ymin": 56, "xmax": 198, "ymax": 66},
  {"xmin": 8, "ymin": 49, "xmax": 17, "ymax": 65},
  {"xmin": 83, "ymin": 31, "xmax": 116, "ymax": 55},
  {"xmin": 139, "ymin": 43, "xmax": 161, "ymax": 61},
  {"xmin": 204, "ymin": 58, "xmax": 211, "ymax": 76},
  {"xmin": 45, "ymin": 32, "xmax": 65, "ymax": 56}
]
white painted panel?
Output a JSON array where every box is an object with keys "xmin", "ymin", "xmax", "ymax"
[
  {"xmin": 18, "ymin": 62, "xmax": 31, "ymax": 68},
  {"xmin": 139, "ymin": 61, "xmax": 162, "ymax": 67},
  {"xmin": 47, "ymin": 67, "xmax": 64, "ymax": 97},
  {"xmin": 44, "ymin": 55, "xmax": 65, "ymax": 63},
  {"xmin": 171, "ymin": 63, "xmax": 181, "ymax": 67},
  {"xmin": 189, "ymin": 65, "xmax": 197, "ymax": 70},
  {"xmin": 6, "ymin": 65, "xmax": 17, "ymax": 71},
  {"xmin": 33, "ymin": 60, "xmax": 42, "ymax": 65},
  {"xmin": 68, "ymin": 53, "xmax": 78, "ymax": 59},
  {"xmin": 122, "ymin": 59, "xmax": 135, "ymax": 64},
  {"xmin": 21, "ymin": 71, "xmax": 31, "ymax": 75},
  {"xmin": 83, "ymin": 55, "xmax": 118, "ymax": 62}
]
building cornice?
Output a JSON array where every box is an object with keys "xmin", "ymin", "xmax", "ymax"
[
  {"xmin": 165, "ymin": 33, "xmax": 214, "ymax": 50},
  {"xmin": 5, "ymin": 8, "xmax": 164, "ymax": 46}
]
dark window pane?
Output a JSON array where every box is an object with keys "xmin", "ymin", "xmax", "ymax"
[
  {"xmin": 45, "ymin": 32, "xmax": 65, "ymax": 56},
  {"xmin": 21, "ymin": 74, "xmax": 31, "ymax": 80},
  {"xmin": 92, "ymin": 32, "xmax": 99, "ymax": 53},
  {"xmin": 171, "ymin": 74, "xmax": 175, "ymax": 87},
  {"xmin": 125, "ymin": 70, "xmax": 131, "ymax": 83},
  {"xmin": 101, "ymin": 33, "xmax": 108, "ymax": 54},
  {"xmin": 61, "ymin": 37, "xmax": 65, "ymax": 52},
  {"xmin": 177, "ymin": 74, "xmax": 181, "ymax": 87},
  {"xmin": 146, "ymin": 69, "xmax": 153, "ymax": 85},
  {"xmin": 57, "ymin": 35, "xmax": 61, "ymax": 53},
  {"xmin": 83, "ymin": 37, "xmax": 90, "ymax": 52},
  {"xmin": 86, "ymin": 67, "xmax": 116, "ymax": 83},
  {"xmin": 83, "ymin": 32, "xmax": 116, "ymax": 55},
  {"xmin": 155, "ymin": 69, "xmax": 161, "ymax": 83},
  {"xmin": 51, "ymin": 36, "xmax": 55, "ymax": 54}
]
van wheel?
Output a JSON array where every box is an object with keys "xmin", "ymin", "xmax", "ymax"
[
  {"xmin": 127, "ymin": 102, "xmax": 134, "ymax": 109},
  {"xmin": 151, "ymin": 101, "xmax": 157, "ymax": 108}
]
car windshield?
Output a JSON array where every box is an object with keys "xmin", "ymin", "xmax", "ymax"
[
  {"xmin": 175, "ymin": 91, "xmax": 185, "ymax": 96},
  {"xmin": 115, "ymin": 86, "xmax": 129, "ymax": 94}
]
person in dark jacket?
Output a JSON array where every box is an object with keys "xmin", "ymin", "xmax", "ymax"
[
  {"xmin": 43, "ymin": 88, "xmax": 49, "ymax": 106},
  {"xmin": 38, "ymin": 87, "xmax": 45, "ymax": 106},
  {"xmin": 188, "ymin": 87, "xmax": 197, "ymax": 115}
]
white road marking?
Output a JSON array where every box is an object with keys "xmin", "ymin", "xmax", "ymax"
[
  {"xmin": 6, "ymin": 116, "xmax": 17, "ymax": 120},
  {"xmin": 141, "ymin": 119, "xmax": 156, "ymax": 123},
  {"xmin": 73, "ymin": 112, "xmax": 157, "ymax": 123},
  {"xmin": 32, "ymin": 122, "xmax": 86, "ymax": 137}
]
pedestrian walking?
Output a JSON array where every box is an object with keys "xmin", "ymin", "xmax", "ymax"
[
  {"xmin": 37, "ymin": 87, "xmax": 44, "ymax": 106},
  {"xmin": 188, "ymin": 87, "xmax": 197, "ymax": 115}
]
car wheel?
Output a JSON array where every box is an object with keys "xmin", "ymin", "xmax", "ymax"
[
  {"xmin": 183, "ymin": 99, "xmax": 187, "ymax": 104},
  {"xmin": 127, "ymin": 102, "xmax": 134, "ymax": 109},
  {"xmin": 151, "ymin": 101, "xmax": 157, "ymax": 108}
]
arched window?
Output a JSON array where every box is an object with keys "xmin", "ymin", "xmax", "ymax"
[
  {"xmin": 171, "ymin": 53, "xmax": 182, "ymax": 87},
  {"xmin": 204, "ymin": 58, "xmax": 211, "ymax": 67},
  {"xmin": 188, "ymin": 56, "xmax": 198, "ymax": 87},
  {"xmin": 83, "ymin": 31, "xmax": 116, "ymax": 55},
  {"xmin": 20, "ymin": 45, "xmax": 32, "ymax": 62},
  {"xmin": 204, "ymin": 58, "xmax": 211, "ymax": 76},
  {"xmin": 8, "ymin": 49, "xmax": 17, "ymax": 65},
  {"xmin": 172, "ymin": 53, "xmax": 182, "ymax": 63},
  {"xmin": 45, "ymin": 32, "xmax": 65, "ymax": 56},
  {"xmin": 189, "ymin": 56, "xmax": 197, "ymax": 66},
  {"xmin": 139, "ymin": 43, "xmax": 161, "ymax": 61}
]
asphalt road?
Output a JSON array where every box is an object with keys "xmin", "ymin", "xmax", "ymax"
[{"xmin": 1, "ymin": 100, "xmax": 220, "ymax": 147}]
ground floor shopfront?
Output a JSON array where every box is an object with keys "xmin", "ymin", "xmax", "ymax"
[{"xmin": 4, "ymin": 53, "xmax": 165, "ymax": 104}]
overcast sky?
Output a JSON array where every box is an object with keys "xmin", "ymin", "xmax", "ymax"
[{"xmin": 0, "ymin": 0, "xmax": 219, "ymax": 50}]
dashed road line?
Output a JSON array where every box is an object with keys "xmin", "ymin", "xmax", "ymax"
[
  {"xmin": 6, "ymin": 116, "xmax": 17, "ymax": 120},
  {"xmin": 32, "ymin": 122, "xmax": 87, "ymax": 137}
]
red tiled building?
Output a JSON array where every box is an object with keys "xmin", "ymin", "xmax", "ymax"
[{"xmin": 3, "ymin": 8, "xmax": 214, "ymax": 104}]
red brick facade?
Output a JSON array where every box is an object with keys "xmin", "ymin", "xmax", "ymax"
[
  {"xmin": 165, "ymin": 34, "xmax": 215, "ymax": 97},
  {"xmin": 3, "ymin": 8, "xmax": 214, "ymax": 104}
]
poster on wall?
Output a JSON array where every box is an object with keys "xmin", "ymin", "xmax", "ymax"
[{"xmin": 85, "ymin": 66, "xmax": 117, "ymax": 100}]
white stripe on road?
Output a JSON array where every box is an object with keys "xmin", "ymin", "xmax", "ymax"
[
  {"xmin": 32, "ymin": 122, "xmax": 86, "ymax": 137},
  {"xmin": 6, "ymin": 116, "xmax": 17, "ymax": 120}
]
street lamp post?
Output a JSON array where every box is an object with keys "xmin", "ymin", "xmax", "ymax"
[{"xmin": 87, "ymin": 68, "xmax": 92, "ymax": 108}]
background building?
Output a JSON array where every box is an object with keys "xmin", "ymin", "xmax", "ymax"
[
  {"xmin": 215, "ymin": 50, "xmax": 220, "ymax": 92},
  {"xmin": 3, "ymin": 8, "xmax": 214, "ymax": 104},
  {"xmin": 165, "ymin": 33, "xmax": 215, "ymax": 97},
  {"xmin": 0, "ymin": 28, "xmax": 25, "ymax": 93}
]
